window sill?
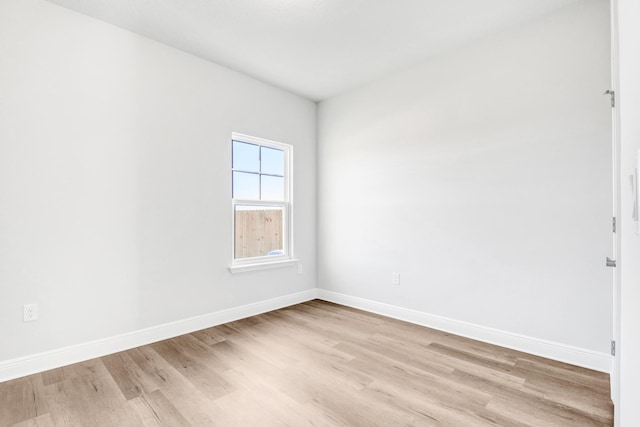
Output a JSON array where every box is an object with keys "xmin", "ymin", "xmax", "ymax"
[{"xmin": 229, "ymin": 259, "xmax": 299, "ymax": 274}]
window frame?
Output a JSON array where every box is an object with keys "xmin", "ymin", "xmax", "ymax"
[{"xmin": 229, "ymin": 133, "xmax": 295, "ymax": 272}]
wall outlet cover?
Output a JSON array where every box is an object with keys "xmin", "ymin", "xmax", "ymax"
[
  {"xmin": 24, "ymin": 304, "xmax": 38, "ymax": 322},
  {"xmin": 392, "ymin": 273, "xmax": 400, "ymax": 285}
]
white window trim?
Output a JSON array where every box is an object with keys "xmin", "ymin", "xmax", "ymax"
[
  {"xmin": 229, "ymin": 133, "xmax": 295, "ymax": 273},
  {"xmin": 228, "ymin": 259, "xmax": 298, "ymax": 274}
]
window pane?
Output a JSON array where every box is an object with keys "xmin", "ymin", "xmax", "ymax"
[
  {"xmin": 233, "ymin": 171, "xmax": 259, "ymax": 199},
  {"xmin": 232, "ymin": 141, "xmax": 259, "ymax": 172},
  {"xmin": 261, "ymin": 175, "xmax": 284, "ymax": 201},
  {"xmin": 234, "ymin": 205, "xmax": 284, "ymax": 259},
  {"xmin": 261, "ymin": 146, "xmax": 284, "ymax": 176}
]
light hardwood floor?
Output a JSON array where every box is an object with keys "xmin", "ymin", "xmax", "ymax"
[{"xmin": 0, "ymin": 300, "xmax": 613, "ymax": 426}]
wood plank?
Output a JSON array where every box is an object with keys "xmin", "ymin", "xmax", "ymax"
[{"xmin": 128, "ymin": 390, "xmax": 191, "ymax": 427}]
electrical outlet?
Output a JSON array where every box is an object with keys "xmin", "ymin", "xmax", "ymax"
[
  {"xmin": 297, "ymin": 264, "xmax": 303, "ymax": 275},
  {"xmin": 391, "ymin": 272, "xmax": 400, "ymax": 285},
  {"xmin": 24, "ymin": 304, "xmax": 38, "ymax": 322}
]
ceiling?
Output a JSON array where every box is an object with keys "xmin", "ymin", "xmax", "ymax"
[{"xmin": 46, "ymin": 0, "xmax": 579, "ymax": 101}]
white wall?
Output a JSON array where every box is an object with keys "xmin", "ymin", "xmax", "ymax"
[
  {"xmin": 318, "ymin": 0, "xmax": 612, "ymax": 356},
  {"xmin": 615, "ymin": 0, "xmax": 640, "ymax": 423},
  {"xmin": 0, "ymin": 0, "xmax": 316, "ymax": 363}
]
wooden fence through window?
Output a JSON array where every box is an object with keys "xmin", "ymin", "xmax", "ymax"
[{"xmin": 234, "ymin": 209, "xmax": 283, "ymax": 259}]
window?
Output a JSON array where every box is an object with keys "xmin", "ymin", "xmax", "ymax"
[{"xmin": 230, "ymin": 133, "xmax": 294, "ymax": 271}]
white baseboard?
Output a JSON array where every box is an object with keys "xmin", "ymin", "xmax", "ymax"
[
  {"xmin": 0, "ymin": 289, "xmax": 318, "ymax": 383},
  {"xmin": 316, "ymin": 289, "xmax": 612, "ymax": 373},
  {"xmin": 1, "ymin": 287, "xmax": 611, "ymax": 383}
]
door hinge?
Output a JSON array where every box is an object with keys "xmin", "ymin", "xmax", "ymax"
[
  {"xmin": 604, "ymin": 90, "xmax": 615, "ymax": 108},
  {"xmin": 613, "ymin": 217, "xmax": 617, "ymax": 233},
  {"xmin": 611, "ymin": 340, "xmax": 616, "ymax": 356}
]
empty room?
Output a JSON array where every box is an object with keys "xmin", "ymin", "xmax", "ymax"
[{"xmin": 1, "ymin": 0, "xmax": 639, "ymax": 425}]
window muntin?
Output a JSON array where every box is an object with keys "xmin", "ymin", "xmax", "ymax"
[{"xmin": 231, "ymin": 134, "xmax": 291, "ymax": 265}]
